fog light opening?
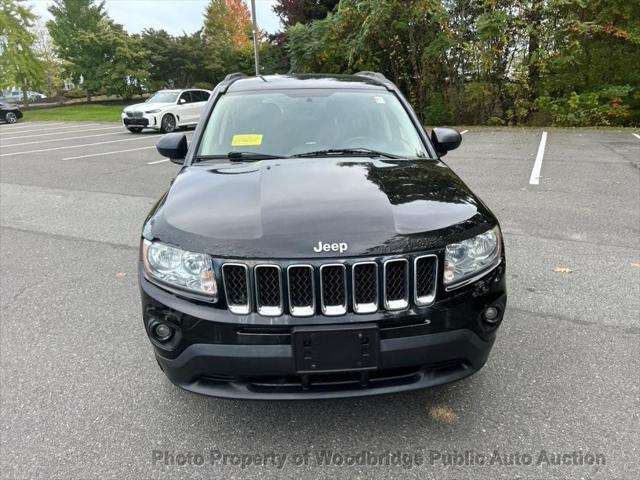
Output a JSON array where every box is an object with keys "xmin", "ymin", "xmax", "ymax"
[
  {"xmin": 154, "ymin": 323, "xmax": 173, "ymax": 342},
  {"xmin": 483, "ymin": 307, "xmax": 500, "ymax": 324}
]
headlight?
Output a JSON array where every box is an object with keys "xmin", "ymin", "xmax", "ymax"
[
  {"xmin": 444, "ymin": 226, "xmax": 501, "ymax": 287},
  {"xmin": 141, "ymin": 239, "xmax": 217, "ymax": 300},
  {"xmin": 145, "ymin": 109, "xmax": 161, "ymax": 114}
]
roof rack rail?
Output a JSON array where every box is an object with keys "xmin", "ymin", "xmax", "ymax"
[
  {"xmin": 220, "ymin": 72, "xmax": 248, "ymax": 92},
  {"xmin": 223, "ymin": 72, "xmax": 248, "ymax": 82},
  {"xmin": 355, "ymin": 71, "xmax": 387, "ymax": 81},
  {"xmin": 354, "ymin": 71, "xmax": 394, "ymax": 90}
]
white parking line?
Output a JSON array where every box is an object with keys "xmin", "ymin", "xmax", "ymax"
[
  {"xmin": 0, "ymin": 123, "xmax": 103, "ymax": 135},
  {"xmin": 0, "ymin": 121, "xmax": 68, "ymax": 130},
  {"xmin": 3, "ymin": 131, "xmax": 127, "ymax": 147},
  {"xmin": 460, "ymin": 129, "xmax": 469, "ymax": 134},
  {"xmin": 0, "ymin": 122, "xmax": 72, "ymax": 132},
  {"xmin": 633, "ymin": 133, "xmax": 640, "ymax": 140},
  {"xmin": 2, "ymin": 125, "xmax": 123, "ymax": 141},
  {"xmin": 529, "ymin": 131, "xmax": 548, "ymax": 185},
  {"xmin": 147, "ymin": 158, "xmax": 170, "ymax": 165},
  {"xmin": 62, "ymin": 145, "xmax": 156, "ymax": 160},
  {"xmin": 0, "ymin": 137, "xmax": 155, "ymax": 157}
]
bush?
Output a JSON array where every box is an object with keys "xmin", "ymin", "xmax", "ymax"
[
  {"xmin": 534, "ymin": 86, "xmax": 635, "ymax": 127},
  {"xmin": 62, "ymin": 88, "xmax": 86, "ymax": 99}
]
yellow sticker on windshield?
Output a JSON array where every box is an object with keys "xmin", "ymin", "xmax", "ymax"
[{"xmin": 232, "ymin": 134, "xmax": 263, "ymax": 146}]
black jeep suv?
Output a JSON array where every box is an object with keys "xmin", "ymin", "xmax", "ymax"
[{"xmin": 139, "ymin": 73, "xmax": 506, "ymax": 399}]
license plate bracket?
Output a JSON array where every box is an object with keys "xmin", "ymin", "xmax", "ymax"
[{"xmin": 293, "ymin": 324, "xmax": 379, "ymax": 374}]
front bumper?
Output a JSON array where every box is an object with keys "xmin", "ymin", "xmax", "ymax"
[
  {"xmin": 140, "ymin": 260, "xmax": 506, "ymax": 400},
  {"xmin": 122, "ymin": 113, "xmax": 158, "ymax": 129},
  {"xmin": 155, "ymin": 328, "xmax": 494, "ymax": 400}
]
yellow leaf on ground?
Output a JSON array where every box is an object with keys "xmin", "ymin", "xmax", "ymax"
[
  {"xmin": 631, "ymin": 262, "xmax": 640, "ymax": 268},
  {"xmin": 429, "ymin": 405, "xmax": 459, "ymax": 425},
  {"xmin": 553, "ymin": 267, "xmax": 573, "ymax": 273},
  {"xmin": 115, "ymin": 272, "xmax": 127, "ymax": 278}
]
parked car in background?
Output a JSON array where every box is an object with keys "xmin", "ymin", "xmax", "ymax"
[
  {"xmin": 121, "ymin": 89, "xmax": 211, "ymax": 133},
  {"xmin": 0, "ymin": 102, "xmax": 23, "ymax": 124},
  {"xmin": 0, "ymin": 90, "xmax": 46, "ymax": 103}
]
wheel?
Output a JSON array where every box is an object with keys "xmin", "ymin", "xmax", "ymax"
[
  {"xmin": 160, "ymin": 114, "xmax": 176, "ymax": 133},
  {"xmin": 4, "ymin": 112, "xmax": 18, "ymax": 124},
  {"xmin": 127, "ymin": 127, "xmax": 143, "ymax": 133}
]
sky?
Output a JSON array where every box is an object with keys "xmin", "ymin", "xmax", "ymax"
[{"xmin": 27, "ymin": 0, "xmax": 282, "ymax": 35}]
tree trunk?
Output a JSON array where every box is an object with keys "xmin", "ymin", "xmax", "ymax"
[
  {"xmin": 21, "ymin": 85, "xmax": 30, "ymax": 107},
  {"xmin": 86, "ymin": 90, "xmax": 92, "ymax": 103}
]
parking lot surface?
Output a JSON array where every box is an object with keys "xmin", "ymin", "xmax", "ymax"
[{"xmin": 1, "ymin": 121, "xmax": 639, "ymax": 479}]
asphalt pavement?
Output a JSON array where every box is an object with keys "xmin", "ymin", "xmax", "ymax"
[{"xmin": 1, "ymin": 120, "xmax": 639, "ymax": 479}]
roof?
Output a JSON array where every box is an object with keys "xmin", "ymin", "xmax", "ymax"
[
  {"xmin": 226, "ymin": 74, "xmax": 392, "ymax": 93},
  {"xmin": 157, "ymin": 88, "xmax": 210, "ymax": 93}
]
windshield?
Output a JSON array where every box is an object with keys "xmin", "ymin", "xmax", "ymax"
[
  {"xmin": 146, "ymin": 91, "xmax": 179, "ymax": 104},
  {"xmin": 197, "ymin": 90, "xmax": 429, "ymax": 158}
]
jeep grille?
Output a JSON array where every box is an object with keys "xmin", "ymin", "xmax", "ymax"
[{"xmin": 221, "ymin": 254, "xmax": 438, "ymax": 318}]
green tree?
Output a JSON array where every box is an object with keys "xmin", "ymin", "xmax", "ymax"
[
  {"xmin": 47, "ymin": 0, "xmax": 106, "ymax": 101},
  {"xmin": 141, "ymin": 29, "xmax": 210, "ymax": 90},
  {"xmin": 273, "ymin": 0, "xmax": 339, "ymax": 27},
  {"xmin": 287, "ymin": 0, "xmax": 451, "ymax": 121},
  {"xmin": 0, "ymin": 0, "xmax": 45, "ymax": 105},
  {"xmin": 73, "ymin": 19, "xmax": 150, "ymax": 100},
  {"xmin": 203, "ymin": 0, "xmax": 253, "ymax": 81}
]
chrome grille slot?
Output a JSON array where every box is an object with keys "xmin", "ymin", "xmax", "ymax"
[
  {"xmin": 383, "ymin": 259, "xmax": 409, "ymax": 310},
  {"xmin": 320, "ymin": 264, "xmax": 347, "ymax": 316},
  {"xmin": 255, "ymin": 265, "xmax": 283, "ymax": 316},
  {"xmin": 352, "ymin": 262, "xmax": 378, "ymax": 314},
  {"xmin": 222, "ymin": 264, "xmax": 250, "ymax": 314},
  {"xmin": 287, "ymin": 265, "xmax": 315, "ymax": 317},
  {"xmin": 414, "ymin": 255, "xmax": 437, "ymax": 306}
]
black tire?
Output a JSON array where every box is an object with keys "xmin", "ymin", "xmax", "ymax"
[
  {"xmin": 127, "ymin": 127, "xmax": 143, "ymax": 133},
  {"xmin": 160, "ymin": 114, "xmax": 176, "ymax": 133},
  {"xmin": 4, "ymin": 112, "xmax": 18, "ymax": 124}
]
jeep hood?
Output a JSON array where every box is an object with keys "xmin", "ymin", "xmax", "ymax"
[{"xmin": 146, "ymin": 158, "xmax": 496, "ymax": 258}]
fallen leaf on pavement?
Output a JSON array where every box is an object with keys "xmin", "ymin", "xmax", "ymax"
[
  {"xmin": 429, "ymin": 405, "xmax": 459, "ymax": 425},
  {"xmin": 115, "ymin": 272, "xmax": 127, "ymax": 278},
  {"xmin": 553, "ymin": 267, "xmax": 573, "ymax": 273}
]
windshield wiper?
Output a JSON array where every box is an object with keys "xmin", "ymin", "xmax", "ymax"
[
  {"xmin": 291, "ymin": 148, "xmax": 401, "ymax": 159},
  {"xmin": 193, "ymin": 152, "xmax": 288, "ymax": 162}
]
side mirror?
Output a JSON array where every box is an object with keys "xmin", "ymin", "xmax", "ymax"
[
  {"xmin": 430, "ymin": 127, "xmax": 462, "ymax": 156},
  {"xmin": 156, "ymin": 133, "xmax": 188, "ymax": 164},
  {"xmin": 178, "ymin": 98, "xmax": 186, "ymax": 104}
]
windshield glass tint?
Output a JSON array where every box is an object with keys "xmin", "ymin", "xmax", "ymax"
[
  {"xmin": 198, "ymin": 90, "xmax": 428, "ymax": 158},
  {"xmin": 147, "ymin": 91, "xmax": 178, "ymax": 103}
]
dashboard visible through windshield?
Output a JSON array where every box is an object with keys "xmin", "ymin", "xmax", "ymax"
[{"xmin": 197, "ymin": 90, "xmax": 429, "ymax": 159}]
